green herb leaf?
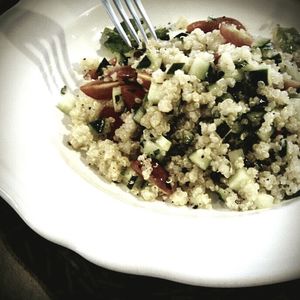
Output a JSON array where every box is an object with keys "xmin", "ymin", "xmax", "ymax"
[
  {"xmin": 60, "ymin": 85, "xmax": 67, "ymax": 95},
  {"xmin": 273, "ymin": 25, "xmax": 300, "ymax": 54},
  {"xmin": 101, "ymin": 27, "xmax": 132, "ymax": 54},
  {"xmin": 155, "ymin": 27, "xmax": 170, "ymax": 40}
]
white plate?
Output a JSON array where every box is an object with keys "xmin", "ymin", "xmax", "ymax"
[{"xmin": 1, "ymin": 0, "xmax": 300, "ymax": 287}]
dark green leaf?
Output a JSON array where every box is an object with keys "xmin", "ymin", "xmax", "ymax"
[
  {"xmin": 60, "ymin": 85, "xmax": 67, "ymax": 95},
  {"xmin": 155, "ymin": 27, "xmax": 170, "ymax": 40},
  {"xmin": 102, "ymin": 27, "xmax": 132, "ymax": 54},
  {"xmin": 273, "ymin": 26, "xmax": 300, "ymax": 54}
]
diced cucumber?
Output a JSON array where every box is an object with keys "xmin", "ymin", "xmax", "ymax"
[
  {"xmin": 148, "ymin": 83, "xmax": 163, "ymax": 104},
  {"xmin": 189, "ymin": 149, "xmax": 211, "ymax": 170},
  {"xmin": 248, "ymin": 69, "xmax": 269, "ymax": 85},
  {"xmin": 253, "ymin": 37, "xmax": 271, "ymax": 48},
  {"xmin": 217, "ymin": 187, "xmax": 231, "ymax": 201},
  {"xmin": 89, "ymin": 118, "xmax": 106, "ymax": 134},
  {"xmin": 255, "ymin": 193, "xmax": 274, "ymax": 209},
  {"xmin": 228, "ymin": 168, "xmax": 251, "ymax": 191},
  {"xmin": 122, "ymin": 167, "xmax": 135, "ymax": 183},
  {"xmin": 208, "ymin": 83, "xmax": 218, "ymax": 93},
  {"xmin": 205, "ymin": 65, "xmax": 225, "ymax": 84},
  {"xmin": 137, "ymin": 55, "xmax": 151, "ymax": 69},
  {"xmin": 112, "ymin": 86, "xmax": 125, "ymax": 112},
  {"xmin": 290, "ymin": 98, "xmax": 300, "ymax": 122},
  {"xmin": 127, "ymin": 175, "xmax": 139, "ymax": 189},
  {"xmin": 143, "ymin": 140, "xmax": 162, "ymax": 160},
  {"xmin": 147, "ymin": 50, "xmax": 162, "ymax": 71},
  {"xmin": 133, "ymin": 106, "xmax": 146, "ymax": 124},
  {"xmin": 285, "ymin": 63, "xmax": 300, "ymax": 81},
  {"xmin": 181, "ymin": 131, "xmax": 194, "ymax": 145},
  {"xmin": 188, "ymin": 57, "xmax": 210, "ymax": 80},
  {"xmin": 127, "ymin": 175, "xmax": 144, "ymax": 190},
  {"xmin": 216, "ymin": 122, "xmax": 231, "ymax": 139},
  {"xmin": 155, "ymin": 135, "xmax": 172, "ymax": 152},
  {"xmin": 228, "ymin": 149, "xmax": 244, "ymax": 165},
  {"xmin": 57, "ymin": 94, "xmax": 75, "ymax": 115},
  {"xmin": 96, "ymin": 58, "xmax": 110, "ymax": 76},
  {"xmin": 143, "ymin": 136, "xmax": 172, "ymax": 159},
  {"xmin": 122, "ymin": 168, "xmax": 144, "ymax": 190},
  {"xmin": 167, "ymin": 63, "xmax": 185, "ymax": 74}
]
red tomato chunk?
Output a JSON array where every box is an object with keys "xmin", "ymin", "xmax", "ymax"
[{"xmin": 131, "ymin": 160, "xmax": 175, "ymax": 195}]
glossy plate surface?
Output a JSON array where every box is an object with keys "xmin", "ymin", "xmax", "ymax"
[{"xmin": 0, "ymin": 0, "xmax": 300, "ymax": 287}]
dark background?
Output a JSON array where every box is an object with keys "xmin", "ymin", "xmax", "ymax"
[{"xmin": 0, "ymin": 1, "xmax": 300, "ymax": 299}]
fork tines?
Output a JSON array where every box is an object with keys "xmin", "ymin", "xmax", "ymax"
[{"xmin": 101, "ymin": 0, "xmax": 157, "ymax": 47}]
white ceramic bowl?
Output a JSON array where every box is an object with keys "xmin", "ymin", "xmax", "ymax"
[{"xmin": 0, "ymin": 0, "xmax": 300, "ymax": 287}]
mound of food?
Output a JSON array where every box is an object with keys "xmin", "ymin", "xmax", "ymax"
[{"xmin": 58, "ymin": 16, "xmax": 300, "ymax": 211}]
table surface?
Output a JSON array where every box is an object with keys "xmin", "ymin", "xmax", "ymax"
[{"xmin": 1, "ymin": 1, "xmax": 300, "ymax": 299}]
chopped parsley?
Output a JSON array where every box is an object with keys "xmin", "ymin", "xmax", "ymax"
[
  {"xmin": 155, "ymin": 27, "xmax": 170, "ymax": 40},
  {"xmin": 60, "ymin": 85, "xmax": 67, "ymax": 95},
  {"xmin": 273, "ymin": 25, "xmax": 300, "ymax": 54}
]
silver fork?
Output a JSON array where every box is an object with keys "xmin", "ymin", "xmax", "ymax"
[{"xmin": 101, "ymin": 0, "xmax": 157, "ymax": 47}]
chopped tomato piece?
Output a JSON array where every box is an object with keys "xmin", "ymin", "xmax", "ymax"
[
  {"xmin": 187, "ymin": 20, "xmax": 217, "ymax": 33},
  {"xmin": 131, "ymin": 160, "xmax": 175, "ymax": 195},
  {"xmin": 99, "ymin": 106, "xmax": 119, "ymax": 119},
  {"xmin": 99, "ymin": 106, "xmax": 123, "ymax": 138},
  {"xmin": 121, "ymin": 83, "xmax": 146, "ymax": 110},
  {"xmin": 80, "ymin": 80, "xmax": 120, "ymax": 101},
  {"xmin": 220, "ymin": 23, "xmax": 253, "ymax": 47},
  {"xmin": 86, "ymin": 69, "xmax": 99, "ymax": 80},
  {"xmin": 284, "ymin": 79, "xmax": 300, "ymax": 89},
  {"xmin": 187, "ymin": 16, "xmax": 246, "ymax": 33},
  {"xmin": 109, "ymin": 57, "xmax": 117, "ymax": 66},
  {"xmin": 216, "ymin": 17, "xmax": 245, "ymax": 30},
  {"xmin": 116, "ymin": 66, "xmax": 137, "ymax": 83}
]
